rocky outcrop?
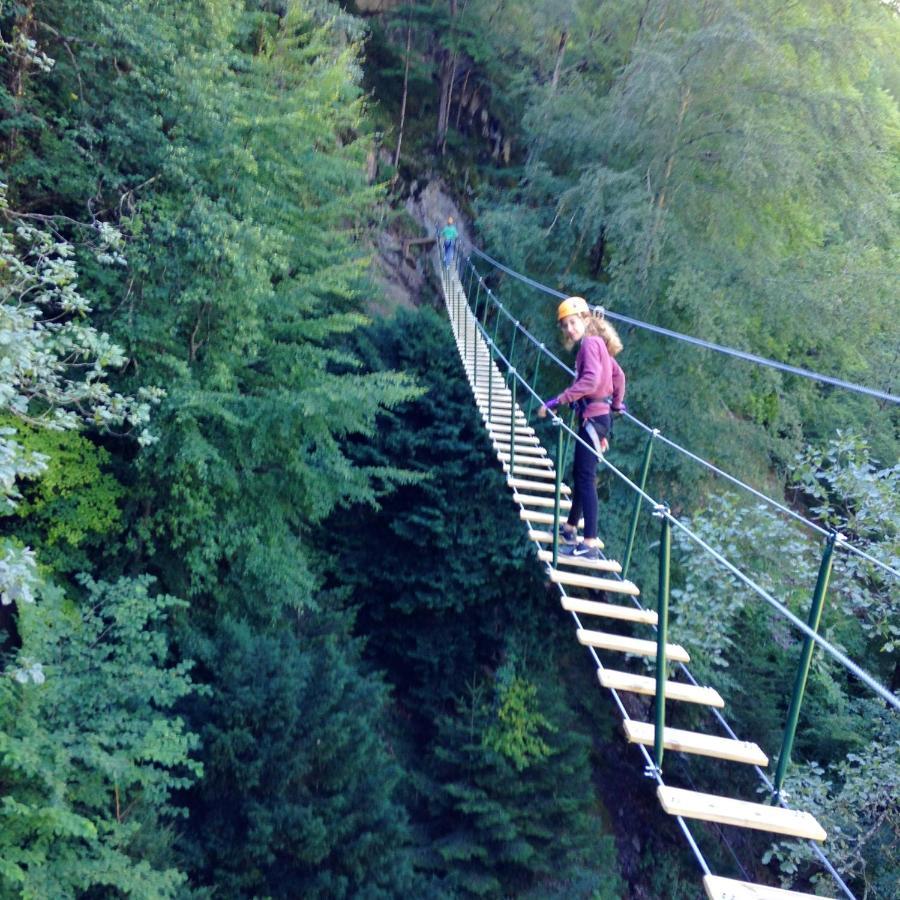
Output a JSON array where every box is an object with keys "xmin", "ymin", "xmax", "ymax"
[{"xmin": 367, "ymin": 178, "xmax": 468, "ymax": 317}]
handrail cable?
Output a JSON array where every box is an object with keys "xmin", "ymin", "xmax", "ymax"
[
  {"xmin": 455, "ymin": 276, "xmax": 849, "ymax": 894},
  {"xmin": 472, "ymin": 303, "xmax": 900, "ymax": 715},
  {"xmin": 463, "ymin": 257, "xmax": 900, "ymax": 583},
  {"xmin": 468, "ymin": 245, "xmax": 899, "ymax": 405},
  {"xmin": 444, "ymin": 259, "xmax": 861, "ymax": 897},
  {"xmin": 451, "ymin": 279, "xmax": 715, "ymax": 881}
]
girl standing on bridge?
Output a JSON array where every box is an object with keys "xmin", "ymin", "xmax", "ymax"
[{"xmin": 538, "ymin": 297, "xmax": 625, "ymax": 561}]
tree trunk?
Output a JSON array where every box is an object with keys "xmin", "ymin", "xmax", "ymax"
[
  {"xmin": 434, "ymin": 0, "xmax": 458, "ymax": 153},
  {"xmin": 393, "ymin": 1, "xmax": 413, "ymax": 169},
  {"xmin": 640, "ymin": 84, "xmax": 691, "ymax": 286},
  {"xmin": 454, "ymin": 66, "xmax": 470, "ymax": 130},
  {"xmin": 5, "ymin": 1, "xmax": 36, "ymax": 164},
  {"xmin": 550, "ymin": 31, "xmax": 568, "ymax": 93}
]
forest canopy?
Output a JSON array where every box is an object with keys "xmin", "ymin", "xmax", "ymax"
[{"xmin": 1, "ymin": 0, "xmax": 898, "ymax": 897}]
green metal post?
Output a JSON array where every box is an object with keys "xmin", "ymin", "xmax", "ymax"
[
  {"xmin": 509, "ymin": 371, "xmax": 517, "ymax": 475},
  {"xmin": 526, "ymin": 350, "xmax": 543, "ymax": 420},
  {"xmin": 492, "ymin": 301, "xmax": 503, "ymax": 352},
  {"xmin": 561, "ymin": 408, "xmax": 577, "ymax": 474},
  {"xmin": 653, "ymin": 508, "xmax": 672, "ymax": 771},
  {"xmin": 472, "ymin": 283, "xmax": 480, "ymax": 387},
  {"xmin": 773, "ymin": 532, "xmax": 839, "ymax": 799},
  {"xmin": 488, "ymin": 339, "xmax": 494, "ymax": 422},
  {"xmin": 505, "ymin": 325, "xmax": 518, "ymax": 389},
  {"xmin": 621, "ymin": 429, "xmax": 659, "ymax": 580},
  {"xmin": 552, "ymin": 420, "xmax": 565, "ymax": 568},
  {"xmin": 463, "ymin": 291, "xmax": 468, "ymax": 367}
]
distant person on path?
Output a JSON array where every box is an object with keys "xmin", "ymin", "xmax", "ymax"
[
  {"xmin": 441, "ymin": 216, "xmax": 458, "ymax": 268},
  {"xmin": 538, "ymin": 297, "xmax": 625, "ymax": 560}
]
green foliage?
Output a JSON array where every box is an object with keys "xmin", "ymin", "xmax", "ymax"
[
  {"xmin": 667, "ymin": 432, "xmax": 899, "ymax": 891},
  {"xmin": 177, "ymin": 613, "xmax": 425, "ymax": 898},
  {"xmin": 0, "ymin": 416, "xmax": 123, "ymax": 573},
  {"xmin": 0, "ymin": 576, "xmax": 199, "ymax": 897},
  {"xmin": 3, "ymin": 0, "xmax": 426, "ymax": 891},
  {"xmin": 472, "ymin": 0, "xmax": 900, "ymax": 492},
  {"xmin": 426, "ymin": 669, "xmax": 621, "ymax": 898},
  {"xmin": 483, "ymin": 657, "xmax": 556, "ymax": 770},
  {"xmin": 764, "ymin": 711, "xmax": 900, "ymax": 899},
  {"xmin": 793, "ymin": 432, "xmax": 900, "ymax": 654},
  {"xmin": 328, "ymin": 308, "xmax": 626, "ymax": 897}
]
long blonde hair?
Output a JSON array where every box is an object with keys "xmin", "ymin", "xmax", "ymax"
[
  {"xmin": 563, "ymin": 308, "xmax": 623, "ymax": 355},
  {"xmin": 586, "ymin": 311, "xmax": 623, "ymax": 356}
]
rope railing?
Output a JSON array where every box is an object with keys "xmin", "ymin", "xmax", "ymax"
[
  {"xmin": 467, "ymin": 245, "xmax": 900, "ymax": 405},
  {"xmin": 461, "ymin": 255, "xmax": 900, "ymax": 583},
  {"xmin": 439, "ymin": 250, "xmax": 866, "ymax": 898},
  {"xmin": 451, "ymin": 252, "xmax": 900, "ymax": 715}
]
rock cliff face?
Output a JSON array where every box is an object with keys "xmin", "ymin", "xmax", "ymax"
[{"xmin": 368, "ymin": 178, "xmax": 468, "ymax": 317}]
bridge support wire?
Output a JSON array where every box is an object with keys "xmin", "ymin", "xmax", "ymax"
[{"xmin": 436, "ymin": 247, "xmax": 865, "ymax": 900}]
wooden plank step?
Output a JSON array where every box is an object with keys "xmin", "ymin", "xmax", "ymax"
[
  {"xmin": 488, "ymin": 430, "xmax": 537, "ymax": 441},
  {"xmin": 703, "ymin": 875, "xmax": 833, "ymax": 899},
  {"xmin": 538, "ymin": 549, "xmax": 621, "ymax": 572},
  {"xmin": 597, "ymin": 669, "xmax": 724, "ymax": 708},
  {"xmin": 508, "ymin": 478, "xmax": 571, "ymax": 494},
  {"xmin": 520, "ymin": 510, "xmax": 579, "ymax": 526},
  {"xmin": 623, "ymin": 721, "xmax": 768, "ymax": 766},
  {"xmin": 513, "ymin": 493, "xmax": 573, "ymax": 509},
  {"xmin": 486, "ymin": 423, "xmax": 534, "ymax": 434},
  {"xmin": 577, "ymin": 629, "xmax": 690, "ymax": 663},
  {"xmin": 562, "ymin": 596, "xmax": 657, "ymax": 626},
  {"xmin": 486, "ymin": 418, "xmax": 529, "ymax": 427},
  {"xmin": 497, "ymin": 445, "xmax": 549, "ymax": 458},
  {"xmin": 549, "ymin": 568, "xmax": 640, "ymax": 596},
  {"xmin": 488, "ymin": 431, "xmax": 547, "ymax": 456},
  {"xmin": 521, "ymin": 510, "xmax": 581, "ymax": 526},
  {"xmin": 503, "ymin": 464, "xmax": 558, "ymax": 479},
  {"xmin": 528, "ymin": 529, "xmax": 603, "ymax": 549},
  {"xmin": 657, "ymin": 787, "xmax": 826, "ymax": 841},
  {"xmin": 499, "ymin": 452, "xmax": 552, "ymax": 468}
]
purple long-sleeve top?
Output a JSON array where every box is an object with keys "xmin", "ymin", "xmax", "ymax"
[{"xmin": 545, "ymin": 335, "xmax": 625, "ymax": 418}]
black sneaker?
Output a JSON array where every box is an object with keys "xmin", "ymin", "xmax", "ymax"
[
  {"xmin": 559, "ymin": 526, "xmax": 578, "ymax": 545},
  {"xmin": 566, "ymin": 543, "xmax": 600, "ymax": 561}
]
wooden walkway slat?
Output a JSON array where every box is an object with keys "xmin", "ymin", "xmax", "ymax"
[
  {"xmin": 509, "ymin": 478, "xmax": 571, "ymax": 494},
  {"xmin": 577, "ymin": 628, "xmax": 690, "ymax": 662},
  {"xmin": 623, "ymin": 721, "xmax": 768, "ymax": 766},
  {"xmin": 703, "ymin": 875, "xmax": 833, "ymax": 899},
  {"xmin": 506, "ymin": 458, "xmax": 556, "ymax": 477},
  {"xmin": 521, "ymin": 510, "xmax": 582, "ymax": 526},
  {"xmin": 513, "ymin": 493, "xmax": 573, "ymax": 509},
  {"xmin": 528, "ymin": 529, "xmax": 604, "ymax": 549},
  {"xmin": 657, "ymin": 787, "xmax": 826, "ymax": 841},
  {"xmin": 597, "ymin": 669, "xmax": 724, "ymax": 707},
  {"xmin": 562, "ymin": 596, "xmax": 657, "ymax": 625},
  {"xmin": 494, "ymin": 442, "xmax": 546, "ymax": 454},
  {"xmin": 537, "ymin": 549, "xmax": 620, "ymax": 572},
  {"xmin": 503, "ymin": 464, "xmax": 557, "ymax": 479},
  {"xmin": 549, "ymin": 568, "xmax": 640, "ymax": 596}
]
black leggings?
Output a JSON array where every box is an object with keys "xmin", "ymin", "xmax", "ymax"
[{"xmin": 566, "ymin": 414, "xmax": 611, "ymax": 541}]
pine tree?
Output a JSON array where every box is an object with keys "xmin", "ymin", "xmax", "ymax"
[{"xmin": 176, "ymin": 613, "xmax": 426, "ymax": 897}]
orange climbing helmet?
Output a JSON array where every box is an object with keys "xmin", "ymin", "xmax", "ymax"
[{"xmin": 557, "ymin": 295, "xmax": 589, "ymax": 321}]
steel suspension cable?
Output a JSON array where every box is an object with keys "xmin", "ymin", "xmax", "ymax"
[
  {"xmin": 469, "ymin": 297, "xmax": 900, "ymax": 714},
  {"xmin": 468, "ymin": 245, "xmax": 899, "ymax": 405},
  {"xmin": 445, "ymin": 261, "xmax": 863, "ymax": 897},
  {"xmin": 463, "ymin": 256, "xmax": 900, "ymax": 582}
]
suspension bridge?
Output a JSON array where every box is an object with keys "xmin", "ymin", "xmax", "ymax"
[{"xmin": 434, "ymin": 239, "xmax": 899, "ymax": 900}]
